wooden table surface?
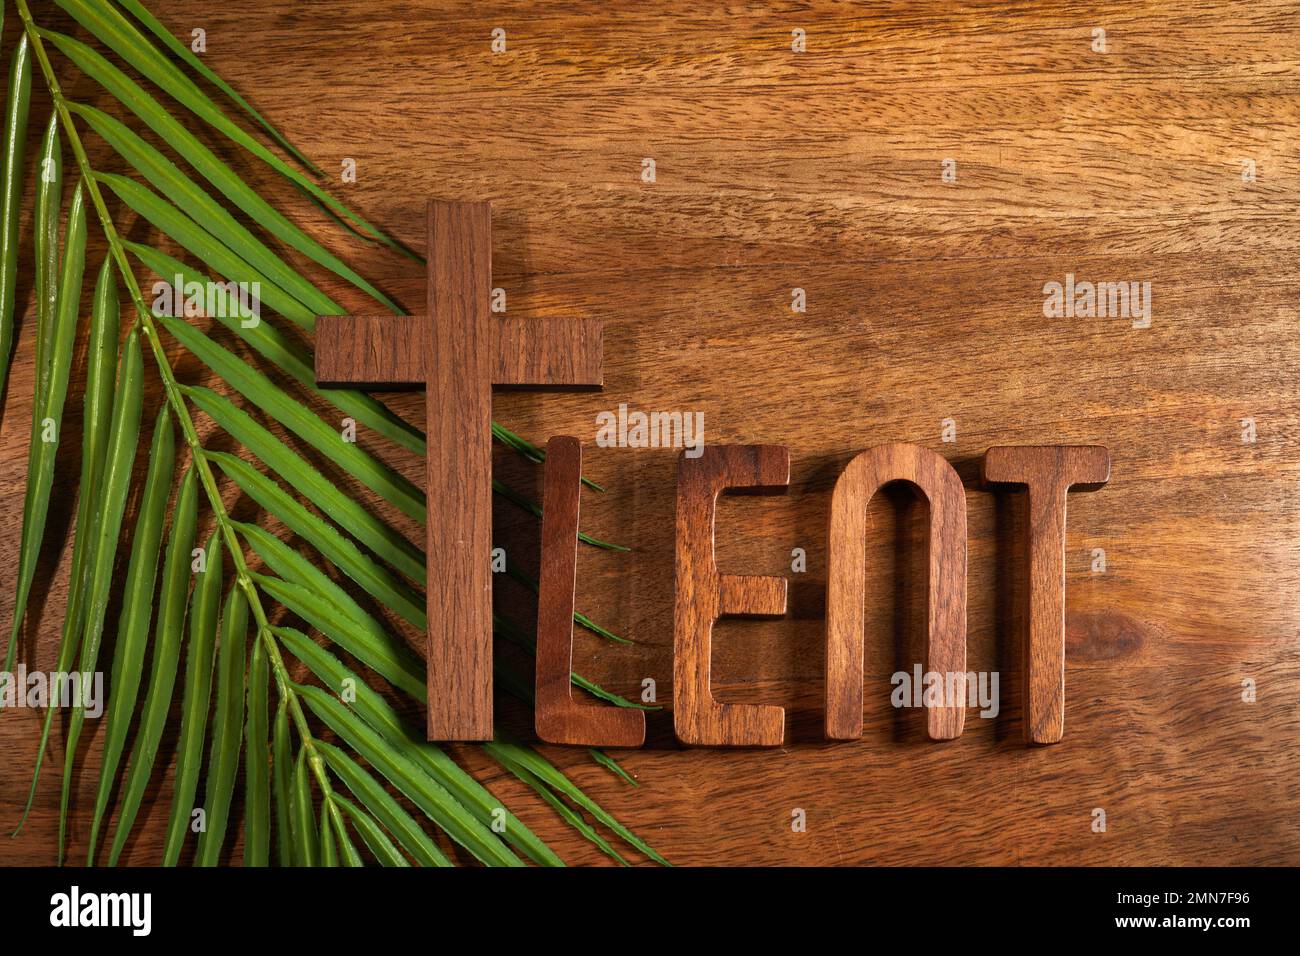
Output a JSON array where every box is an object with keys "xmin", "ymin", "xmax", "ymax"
[{"xmin": 1, "ymin": 0, "xmax": 1298, "ymax": 866}]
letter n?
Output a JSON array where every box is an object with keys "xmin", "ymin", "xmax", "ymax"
[{"xmin": 825, "ymin": 443, "xmax": 968, "ymax": 741}]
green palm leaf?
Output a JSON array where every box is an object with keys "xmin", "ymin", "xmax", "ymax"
[
  {"xmin": 3, "ymin": 0, "xmax": 664, "ymax": 869},
  {"xmin": 174, "ymin": 312, "xmax": 623, "ymax": 543},
  {"xmin": 111, "ymin": 0, "xmax": 325, "ymax": 176},
  {"xmin": 128, "ymin": 241, "xmax": 422, "ymax": 453},
  {"xmin": 217, "ymin": 446, "xmax": 628, "ymax": 647},
  {"xmin": 243, "ymin": 638, "xmax": 271, "ymax": 866},
  {"xmin": 317, "ymin": 803, "xmax": 337, "ymax": 867},
  {"xmin": 5, "ymin": 176, "xmax": 83, "ymax": 672},
  {"xmin": 97, "ymin": 166, "xmax": 607, "ymax": 524},
  {"xmin": 486, "ymin": 737, "xmax": 670, "ymax": 865},
  {"xmin": 88, "ymin": 405, "xmax": 176, "ymax": 862},
  {"xmin": 320, "ymin": 746, "xmax": 450, "ymax": 868},
  {"xmin": 331, "ymin": 803, "xmax": 364, "ymax": 867},
  {"xmin": 161, "ymin": 312, "xmax": 425, "ymax": 519},
  {"xmin": 275, "ymin": 625, "xmax": 563, "ymax": 867},
  {"xmin": 97, "ymin": 170, "xmax": 320, "ymax": 324},
  {"xmin": 298, "ymin": 685, "xmax": 522, "ymax": 868},
  {"xmin": 331, "ymin": 793, "xmax": 413, "ymax": 867},
  {"xmin": 501, "ymin": 760, "xmax": 628, "ymax": 865},
  {"xmin": 30, "ymin": 114, "xmax": 60, "ymax": 412},
  {"xmin": 72, "ymin": 100, "xmax": 338, "ymax": 316},
  {"xmin": 251, "ymin": 569, "xmax": 424, "ymax": 700},
  {"xmin": 59, "ymin": 326, "xmax": 143, "ymax": 865},
  {"xmin": 271, "ymin": 697, "xmax": 293, "ymax": 866},
  {"xmin": 48, "ymin": 0, "xmax": 409, "ymax": 258},
  {"xmin": 194, "ymin": 586, "xmax": 248, "ymax": 866},
  {"xmin": 0, "ymin": 30, "xmax": 30, "ymax": 398},
  {"xmin": 107, "ymin": 465, "xmax": 198, "ymax": 865},
  {"xmin": 39, "ymin": 26, "xmax": 403, "ymax": 306},
  {"xmin": 290, "ymin": 747, "xmax": 318, "ymax": 867},
  {"xmin": 181, "ymin": 384, "xmax": 424, "ymax": 581},
  {"xmin": 101, "ymin": 169, "xmax": 610, "ymax": 537},
  {"xmin": 211, "ymin": 451, "xmax": 424, "ymax": 625},
  {"xmin": 14, "ymin": 250, "xmax": 120, "ymax": 834},
  {"xmin": 161, "ymin": 533, "xmax": 222, "ymax": 866}
]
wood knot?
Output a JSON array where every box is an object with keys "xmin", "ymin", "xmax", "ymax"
[{"xmin": 1065, "ymin": 610, "xmax": 1151, "ymax": 660}]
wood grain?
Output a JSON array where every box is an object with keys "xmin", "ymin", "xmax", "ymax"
[
  {"xmin": 674, "ymin": 445, "xmax": 789, "ymax": 746},
  {"xmin": 425, "ymin": 199, "xmax": 495, "ymax": 740},
  {"xmin": 315, "ymin": 314, "xmax": 603, "ymax": 389},
  {"xmin": 826, "ymin": 443, "xmax": 968, "ymax": 742},
  {"xmin": 982, "ymin": 446, "xmax": 1111, "ymax": 744},
  {"xmin": 314, "ymin": 315, "xmax": 425, "ymax": 386},
  {"xmin": 534, "ymin": 436, "xmax": 645, "ymax": 747},
  {"xmin": 493, "ymin": 318, "xmax": 603, "ymax": 388},
  {"xmin": 1, "ymin": 0, "xmax": 1297, "ymax": 866}
]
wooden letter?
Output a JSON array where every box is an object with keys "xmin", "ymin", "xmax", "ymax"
[
  {"xmin": 535, "ymin": 437, "xmax": 646, "ymax": 747},
  {"xmin": 982, "ymin": 445, "xmax": 1110, "ymax": 744},
  {"xmin": 674, "ymin": 445, "xmax": 789, "ymax": 747},
  {"xmin": 825, "ymin": 443, "xmax": 968, "ymax": 741},
  {"xmin": 314, "ymin": 199, "xmax": 603, "ymax": 741}
]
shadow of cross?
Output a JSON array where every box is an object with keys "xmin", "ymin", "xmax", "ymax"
[{"xmin": 314, "ymin": 199, "xmax": 604, "ymax": 741}]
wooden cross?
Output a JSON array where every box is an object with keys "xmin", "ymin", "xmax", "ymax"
[{"xmin": 315, "ymin": 199, "xmax": 603, "ymax": 741}]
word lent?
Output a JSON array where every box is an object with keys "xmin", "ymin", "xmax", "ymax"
[{"xmin": 315, "ymin": 197, "xmax": 1110, "ymax": 749}]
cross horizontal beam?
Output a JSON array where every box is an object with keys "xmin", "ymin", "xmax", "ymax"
[{"xmin": 314, "ymin": 314, "xmax": 604, "ymax": 389}]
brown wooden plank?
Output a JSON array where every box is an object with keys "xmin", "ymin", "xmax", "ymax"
[
  {"xmin": 982, "ymin": 446, "xmax": 1112, "ymax": 744},
  {"xmin": 534, "ymin": 436, "xmax": 646, "ymax": 747},
  {"xmin": 825, "ymin": 443, "xmax": 968, "ymax": 742},
  {"xmin": 313, "ymin": 314, "xmax": 425, "ymax": 387},
  {"xmin": 674, "ymin": 445, "xmax": 789, "ymax": 747},
  {"xmin": 4, "ymin": 0, "xmax": 1298, "ymax": 868},
  {"xmin": 493, "ymin": 318, "xmax": 603, "ymax": 388},
  {"xmin": 425, "ymin": 199, "xmax": 494, "ymax": 740}
]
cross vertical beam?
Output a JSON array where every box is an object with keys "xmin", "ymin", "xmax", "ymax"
[{"xmin": 425, "ymin": 200, "xmax": 494, "ymax": 740}]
